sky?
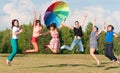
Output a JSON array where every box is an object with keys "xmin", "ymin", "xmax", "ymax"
[{"xmin": 0, "ymin": 0, "xmax": 120, "ymax": 32}]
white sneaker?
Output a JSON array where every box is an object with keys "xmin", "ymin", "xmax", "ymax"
[{"xmin": 61, "ymin": 45, "xmax": 65, "ymax": 49}]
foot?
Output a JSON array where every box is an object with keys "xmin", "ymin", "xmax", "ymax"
[
  {"xmin": 43, "ymin": 43, "xmax": 49, "ymax": 48},
  {"xmin": 97, "ymin": 60, "xmax": 100, "ymax": 66},
  {"xmin": 23, "ymin": 51, "xmax": 29, "ymax": 55},
  {"xmin": 6, "ymin": 60, "xmax": 11, "ymax": 66},
  {"xmin": 61, "ymin": 45, "xmax": 65, "ymax": 49},
  {"xmin": 115, "ymin": 60, "xmax": 120, "ymax": 64}
]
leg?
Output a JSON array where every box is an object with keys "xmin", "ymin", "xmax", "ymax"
[
  {"xmin": 25, "ymin": 42, "xmax": 39, "ymax": 53},
  {"xmin": 108, "ymin": 44, "xmax": 117, "ymax": 61},
  {"xmin": 104, "ymin": 44, "xmax": 111, "ymax": 60},
  {"xmin": 47, "ymin": 45, "xmax": 58, "ymax": 54},
  {"xmin": 90, "ymin": 48, "xmax": 100, "ymax": 65},
  {"xmin": 61, "ymin": 38, "xmax": 77, "ymax": 50},
  {"xmin": 77, "ymin": 39, "xmax": 84, "ymax": 52},
  {"xmin": 7, "ymin": 39, "xmax": 18, "ymax": 65}
]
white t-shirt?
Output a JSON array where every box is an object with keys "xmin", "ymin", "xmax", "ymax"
[{"xmin": 12, "ymin": 26, "xmax": 20, "ymax": 39}]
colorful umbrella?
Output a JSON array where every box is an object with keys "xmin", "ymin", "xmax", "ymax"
[{"xmin": 44, "ymin": 1, "xmax": 69, "ymax": 27}]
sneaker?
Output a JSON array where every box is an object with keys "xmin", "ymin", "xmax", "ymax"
[{"xmin": 61, "ymin": 45, "xmax": 65, "ymax": 49}]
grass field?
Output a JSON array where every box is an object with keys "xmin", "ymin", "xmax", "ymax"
[{"xmin": 0, "ymin": 54, "xmax": 120, "ymax": 73}]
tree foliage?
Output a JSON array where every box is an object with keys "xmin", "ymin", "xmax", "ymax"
[{"xmin": 0, "ymin": 23, "xmax": 120, "ymax": 55}]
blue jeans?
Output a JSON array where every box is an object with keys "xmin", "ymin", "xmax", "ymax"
[{"xmin": 63, "ymin": 38, "xmax": 84, "ymax": 52}]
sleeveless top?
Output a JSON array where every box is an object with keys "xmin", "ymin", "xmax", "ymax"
[
  {"xmin": 90, "ymin": 31, "xmax": 98, "ymax": 43},
  {"xmin": 32, "ymin": 26, "xmax": 42, "ymax": 37}
]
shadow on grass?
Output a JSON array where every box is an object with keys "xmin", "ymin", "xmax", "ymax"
[
  {"xmin": 101, "ymin": 62, "xmax": 111, "ymax": 65},
  {"xmin": 104, "ymin": 66, "xmax": 120, "ymax": 70},
  {"xmin": 35, "ymin": 64, "xmax": 105, "ymax": 68},
  {"xmin": 0, "ymin": 54, "xmax": 24, "ymax": 57}
]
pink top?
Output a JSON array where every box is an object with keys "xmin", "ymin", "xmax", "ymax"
[
  {"xmin": 51, "ymin": 31, "xmax": 59, "ymax": 38},
  {"xmin": 32, "ymin": 26, "xmax": 42, "ymax": 37}
]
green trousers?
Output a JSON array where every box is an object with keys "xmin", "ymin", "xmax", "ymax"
[{"xmin": 8, "ymin": 39, "xmax": 18, "ymax": 61}]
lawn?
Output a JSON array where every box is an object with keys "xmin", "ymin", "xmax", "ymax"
[{"xmin": 0, "ymin": 54, "xmax": 120, "ymax": 73}]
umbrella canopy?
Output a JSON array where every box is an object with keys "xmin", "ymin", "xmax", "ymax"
[{"xmin": 44, "ymin": 1, "xmax": 69, "ymax": 27}]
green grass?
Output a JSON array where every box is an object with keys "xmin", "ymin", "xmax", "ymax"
[{"xmin": 0, "ymin": 54, "xmax": 120, "ymax": 73}]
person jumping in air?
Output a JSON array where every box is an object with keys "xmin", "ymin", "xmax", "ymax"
[
  {"xmin": 104, "ymin": 23, "xmax": 120, "ymax": 64},
  {"xmin": 90, "ymin": 18, "xmax": 104, "ymax": 65},
  {"xmin": 40, "ymin": 23, "xmax": 60, "ymax": 54},
  {"xmin": 24, "ymin": 11, "xmax": 42, "ymax": 54},
  {"xmin": 6, "ymin": 19, "xmax": 23, "ymax": 66},
  {"xmin": 61, "ymin": 16, "xmax": 87, "ymax": 53}
]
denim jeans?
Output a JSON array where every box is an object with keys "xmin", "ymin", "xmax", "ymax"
[
  {"xmin": 104, "ymin": 43, "xmax": 117, "ymax": 61},
  {"xmin": 62, "ymin": 37, "xmax": 84, "ymax": 52}
]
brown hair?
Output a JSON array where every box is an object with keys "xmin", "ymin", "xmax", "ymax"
[
  {"xmin": 107, "ymin": 25, "xmax": 114, "ymax": 31},
  {"xmin": 48, "ymin": 23, "xmax": 57, "ymax": 29},
  {"xmin": 11, "ymin": 19, "xmax": 19, "ymax": 28}
]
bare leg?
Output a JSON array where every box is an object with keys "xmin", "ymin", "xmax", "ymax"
[
  {"xmin": 47, "ymin": 45, "xmax": 58, "ymax": 54},
  {"xmin": 25, "ymin": 42, "xmax": 39, "ymax": 53},
  {"xmin": 90, "ymin": 48, "xmax": 100, "ymax": 65}
]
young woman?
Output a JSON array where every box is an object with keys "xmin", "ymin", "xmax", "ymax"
[
  {"xmin": 61, "ymin": 16, "xmax": 87, "ymax": 52},
  {"xmin": 40, "ymin": 23, "xmax": 60, "ymax": 54},
  {"xmin": 7, "ymin": 19, "xmax": 23, "ymax": 66},
  {"xmin": 90, "ymin": 19, "xmax": 104, "ymax": 65},
  {"xmin": 104, "ymin": 24, "xmax": 120, "ymax": 64},
  {"xmin": 24, "ymin": 11, "xmax": 42, "ymax": 54}
]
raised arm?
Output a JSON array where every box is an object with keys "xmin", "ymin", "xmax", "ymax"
[
  {"xmin": 39, "ymin": 14, "xmax": 42, "ymax": 21},
  {"xmin": 80, "ymin": 16, "xmax": 87, "ymax": 27},
  {"xmin": 103, "ymin": 21, "xmax": 107, "ymax": 32},
  {"xmin": 33, "ymin": 11, "xmax": 37, "ymax": 26},
  {"xmin": 93, "ymin": 18, "xmax": 96, "ymax": 27},
  {"xmin": 97, "ymin": 21, "xmax": 106, "ymax": 35}
]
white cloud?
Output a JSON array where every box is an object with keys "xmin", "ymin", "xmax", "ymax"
[
  {"xmin": 65, "ymin": 6, "xmax": 120, "ymax": 32},
  {"xmin": 0, "ymin": 0, "xmax": 120, "ymax": 32},
  {"xmin": 0, "ymin": 0, "xmax": 35, "ymax": 29}
]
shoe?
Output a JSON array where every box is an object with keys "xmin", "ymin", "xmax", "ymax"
[
  {"xmin": 61, "ymin": 45, "xmax": 65, "ymax": 49},
  {"xmin": 6, "ymin": 60, "xmax": 11, "ymax": 66}
]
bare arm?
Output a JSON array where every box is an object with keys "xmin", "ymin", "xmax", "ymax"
[
  {"xmin": 93, "ymin": 18, "xmax": 96, "ymax": 28},
  {"xmin": 41, "ymin": 31, "xmax": 50, "ymax": 36},
  {"xmin": 80, "ymin": 16, "xmax": 87, "ymax": 27},
  {"xmin": 14, "ymin": 29, "xmax": 23, "ymax": 35},
  {"xmin": 103, "ymin": 21, "xmax": 107, "ymax": 32},
  {"xmin": 114, "ymin": 33, "xmax": 119, "ymax": 38},
  {"xmin": 97, "ymin": 22, "xmax": 105, "ymax": 35},
  {"xmin": 39, "ymin": 14, "xmax": 42, "ymax": 21},
  {"xmin": 33, "ymin": 11, "xmax": 37, "ymax": 26},
  {"xmin": 61, "ymin": 24, "xmax": 73, "ymax": 30}
]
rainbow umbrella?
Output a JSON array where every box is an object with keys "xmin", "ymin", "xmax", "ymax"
[{"xmin": 44, "ymin": 1, "xmax": 69, "ymax": 27}]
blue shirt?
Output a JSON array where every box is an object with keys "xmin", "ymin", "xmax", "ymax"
[{"xmin": 106, "ymin": 31, "xmax": 114, "ymax": 43}]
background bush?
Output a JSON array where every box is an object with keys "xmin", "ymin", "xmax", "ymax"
[{"xmin": 0, "ymin": 22, "xmax": 120, "ymax": 55}]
